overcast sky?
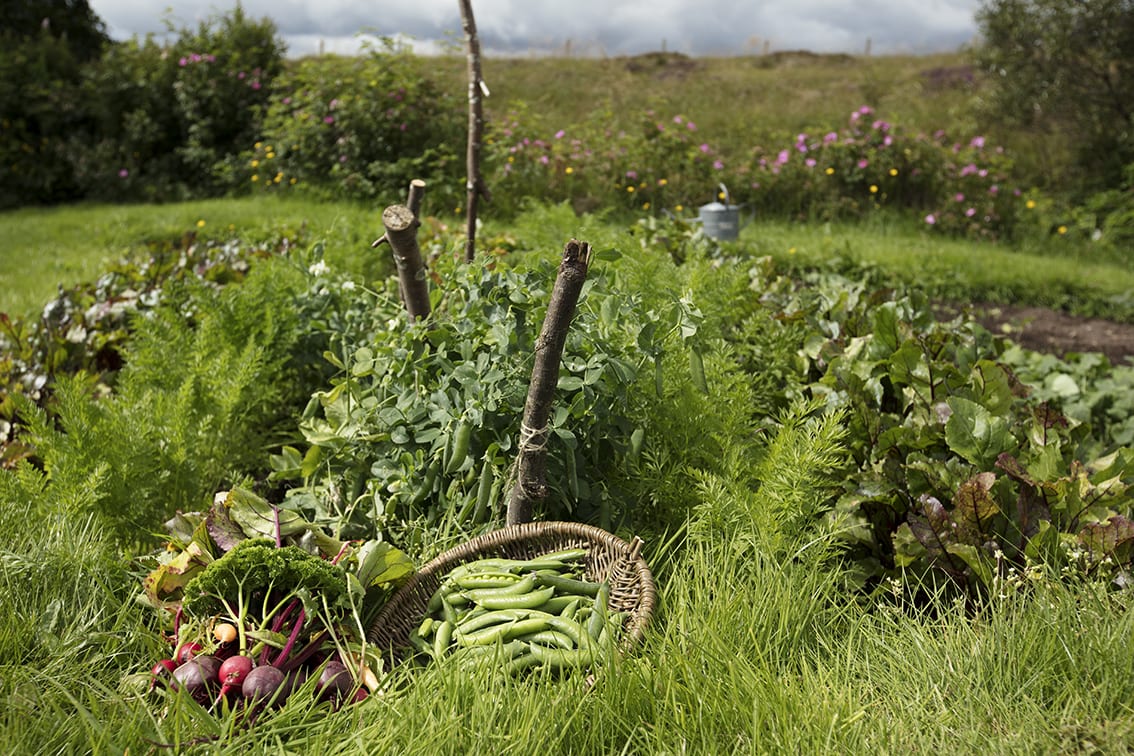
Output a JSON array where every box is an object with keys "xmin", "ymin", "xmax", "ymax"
[{"xmin": 88, "ymin": 1, "xmax": 982, "ymax": 58}]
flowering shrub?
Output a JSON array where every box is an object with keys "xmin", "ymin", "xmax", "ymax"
[
  {"xmin": 246, "ymin": 43, "xmax": 464, "ymax": 205},
  {"xmin": 168, "ymin": 7, "xmax": 285, "ymax": 194},
  {"xmin": 486, "ymin": 105, "xmax": 721, "ymax": 216},
  {"xmin": 481, "ymin": 102, "xmax": 1034, "ymax": 240}
]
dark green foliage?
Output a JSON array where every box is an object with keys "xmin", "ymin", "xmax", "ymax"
[
  {"xmin": 975, "ymin": 0, "xmax": 1134, "ymax": 194},
  {"xmin": 1, "ymin": 0, "xmax": 109, "ymax": 63},
  {"xmin": 246, "ymin": 44, "xmax": 464, "ymax": 204}
]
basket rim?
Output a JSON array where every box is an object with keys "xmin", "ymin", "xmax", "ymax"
[{"xmin": 367, "ymin": 520, "xmax": 656, "ymax": 653}]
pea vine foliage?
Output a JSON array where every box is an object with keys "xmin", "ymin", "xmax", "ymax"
[
  {"xmin": 270, "ymin": 245, "xmax": 702, "ymax": 552},
  {"xmin": 748, "ymin": 261, "xmax": 1134, "ymax": 599}
]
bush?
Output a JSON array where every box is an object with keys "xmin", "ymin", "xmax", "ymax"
[
  {"xmin": 246, "ymin": 43, "xmax": 464, "ymax": 205},
  {"xmin": 975, "ymin": 0, "xmax": 1134, "ymax": 195},
  {"xmin": 167, "ymin": 6, "xmax": 285, "ymax": 195}
]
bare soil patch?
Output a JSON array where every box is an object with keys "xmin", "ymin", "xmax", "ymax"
[{"xmin": 937, "ymin": 302, "xmax": 1134, "ymax": 365}]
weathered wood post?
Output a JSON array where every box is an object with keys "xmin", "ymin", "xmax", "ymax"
[
  {"xmin": 382, "ymin": 203, "xmax": 431, "ymax": 320},
  {"xmin": 458, "ymin": 0, "xmax": 490, "ymax": 262},
  {"xmin": 506, "ymin": 239, "xmax": 591, "ymax": 525}
]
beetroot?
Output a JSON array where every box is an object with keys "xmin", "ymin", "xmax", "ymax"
[
  {"xmin": 315, "ymin": 661, "xmax": 354, "ymax": 705},
  {"xmin": 171, "ymin": 655, "xmax": 221, "ymax": 704},
  {"xmin": 242, "ymin": 665, "xmax": 286, "ymax": 705}
]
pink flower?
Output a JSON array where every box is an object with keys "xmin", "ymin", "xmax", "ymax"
[
  {"xmin": 673, "ymin": 115, "xmax": 683, "ymax": 124},
  {"xmin": 960, "ymin": 163, "xmax": 977, "ymax": 177},
  {"xmin": 883, "ymin": 135, "xmax": 892, "ymax": 146},
  {"xmin": 686, "ymin": 121, "xmax": 697, "ymax": 131},
  {"xmin": 776, "ymin": 149, "xmax": 789, "ymax": 165},
  {"xmin": 988, "ymin": 185, "xmax": 999, "ymax": 195},
  {"xmin": 824, "ymin": 132, "xmax": 838, "ymax": 144},
  {"xmin": 323, "ymin": 116, "xmax": 335, "ymax": 124},
  {"xmin": 713, "ymin": 159, "xmax": 724, "ymax": 170},
  {"xmin": 970, "ymin": 136, "xmax": 985, "ymax": 149},
  {"xmin": 925, "ymin": 214, "xmax": 937, "ymax": 225},
  {"xmin": 955, "ymin": 193, "xmax": 965, "ymax": 202},
  {"xmin": 625, "ymin": 170, "xmax": 638, "ymax": 179},
  {"xmin": 339, "ymin": 155, "xmax": 347, "ymax": 163},
  {"xmin": 699, "ymin": 143, "xmax": 711, "ymax": 154},
  {"xmin": 965, "ymin": 207, "xmax": 976, "ymax": 217},
  {"xmin": 539, "ymin": 155, "xmax": 549, "ymax": 165},
  {"xmin": 191, "ymin": 53, "xmax": 201, "ymax": 63},
  {"xmin": 251, "ymin": 80, "xmax": 261, "ymax": 90},
  {"xmin": 282, "ymin": 96, "xmax": 291, "ymax": 105},
  {"xmin": 238, "ymin": 71, "xmax": 246, "ymax": 79},
  {"xmin": 857, "ymin": 159, "xmax": 869, "ymax": 169},
  {"xmin": 118, "ymin": 168, "xmax": 129, "ymax": 178},
  {"xmin": 178, "ymin": 57, "xmax": 187, "ymax": 67},
  {"xmin": 555, "ymin": 129, "xmax": 565, "ymax": 139},
  {"xmin": 805, "ymin": 158, "xmax": 817, "ymax": 168}
]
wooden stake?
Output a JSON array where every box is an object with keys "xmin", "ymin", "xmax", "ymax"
[
  {"xmin": 382, "ymin": 204, "xmax": 431, "ymax": 320},
  {"xmin": 459, "ymin": 0, "xmax": 490, "ymax": 263},
  {"xmin": 506, "ymin": 239, "xmax": 591, "ymax": 525}
]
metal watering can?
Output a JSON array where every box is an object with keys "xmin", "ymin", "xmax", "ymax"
[{"xmin": 697, "ymin": 183, "xmax": 747, "ymax": 241}]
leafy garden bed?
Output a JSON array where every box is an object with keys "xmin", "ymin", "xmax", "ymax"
[{"xmin": 1, "ymin": 204, "xmax": 1133, "ymax": 749}]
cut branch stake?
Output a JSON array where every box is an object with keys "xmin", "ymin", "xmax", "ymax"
[
  {"xmin": 506, "ymin": 239, "xmax": 591, "ymax": 525},
  {"xmin": 382, "ymin": 203, "xmax": 431, "ymax": 320},
  {"xmin": 459, "ymin": 0, "xmax": 490, "ymax": 263}
]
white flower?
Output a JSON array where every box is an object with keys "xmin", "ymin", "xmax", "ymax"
[
  {"xmin": 342, "ymin": 280, "xmax": 356, "ymax": 291},
  {"xmin": 308, "ymin": 260, "xmax": 330, "ymax": 276}
]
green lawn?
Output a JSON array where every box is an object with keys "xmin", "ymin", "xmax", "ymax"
[{"xmin": 0, "ymin": 196, "xmax": 385, "ymax": 317}]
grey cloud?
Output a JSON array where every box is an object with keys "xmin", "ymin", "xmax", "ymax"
[{"xmin": 89, "ymin": 0, "xmax": 980, "ymax": 56}]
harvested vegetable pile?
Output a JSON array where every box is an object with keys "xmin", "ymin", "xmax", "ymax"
[
  {"xmin": 139, "ymin": 488, "xmax": 414, "ymax": 717},
  {"xmin": 409, "ymin": 549, "xmax": 625, "ymax": 674}
]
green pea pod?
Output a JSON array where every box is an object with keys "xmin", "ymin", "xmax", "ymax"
[
  {"xmin": 533, "ymin": 572, "xmax": 603, "ymax": 598},
  {"xmin": 536, "ymin": 547, "xmax": 588, "ymax": 563},
  {"xmin": 544, "ymin": 616, "xmax": 588, "ymax": 647},
  {"xmin": 527, "ymin": 642, "xmax": 597, "ymax": 670},
  {"xmin": 409, "ymin": 459, "xmax": 441, "ymax": 509},
  {"xmin": 587, "ymin": 582, "xmax": 611, "ymax": 640},
  {"xmin": 472, "ymin": 456, "xmax": 495, "ymax": 523},
  {"xmin": 445, "ymin": 420, "xmax": 473, "ymax": 474},
  {"xmin": 690, "ymin": 348, "xmax": 708, "ymax": 394},
  {"xmin": 455, "ymin": 572, "xmax": 524, "ymax": 590},
  {"xmin": 458, "ymin": 616, "xmax": 551, "ymax": 647},
  {"xmin": 417, "ymin": 616, "xmax": 435, "ymax": 639},
  {"xmin": 565, "ymin": 446, "xmax": 579, "ymax": 502},
  {"xmin": 433, "ymin": 620, "xmax": 454, "ymax": 658},
  {"xmin": 505, "ymin": 651, "xmax": 540, "ymax": 675},
  {"xmin": 519, "ymin": 629, "xmax": 576, "ymax": 650},
  {"xmin": 464, "ymin": 573, "xmax": 538, "ymax": 603},
  {"xmin": 457, "ymin": 608, "xmax": 552, "ymax": 634},
  {"xmin": 475, "ymin": 585, "xmax": 556, "ymax": 611}
]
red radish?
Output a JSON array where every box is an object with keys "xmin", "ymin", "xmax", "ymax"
[
  {"xmin": 211, "ymin": 655, "xmax": 254, "ymax": 710},
  {"xmin": 149, "ymin": 659, "xmax": 177, "ymax": 691},
  {"xmin": 175, "ymin": 641, "xmax": 203, "ymax": 666}
]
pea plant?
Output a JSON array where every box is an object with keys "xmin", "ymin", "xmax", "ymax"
[{"xmin": 271, "ymin": 243, "xmax": 703, "ymax": 554}]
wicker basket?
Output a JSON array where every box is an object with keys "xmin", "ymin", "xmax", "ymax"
[{"xmin": 367, "ymin": 521, "xmax": 656, "ymax": 663}]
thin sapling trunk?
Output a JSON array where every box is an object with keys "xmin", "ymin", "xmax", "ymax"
[{"xmin": 459, "ymin": 0, "xmax": 490, "ymax": 262}]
